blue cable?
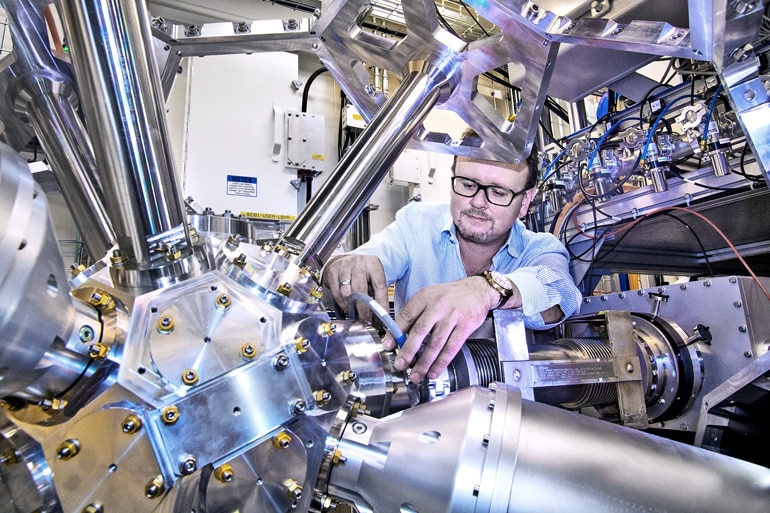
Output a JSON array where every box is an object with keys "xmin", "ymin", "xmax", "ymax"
[
  {"xmin": 701, "ymin": 84, "xmax": 724, "ymax": 144},
  {"xmin": 348, "ymin": 292, "xmax": 406, "ymax": 347}
]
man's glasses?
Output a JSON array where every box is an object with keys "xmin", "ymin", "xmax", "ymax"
[{"xmin": 451, "ymin": 176, "xmax": 524, "ymax": 207}]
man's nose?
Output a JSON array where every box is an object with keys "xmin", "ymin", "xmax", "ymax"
[{"xmin": 469, "ymin": 187, "xmax": 489, "ymax": 207}]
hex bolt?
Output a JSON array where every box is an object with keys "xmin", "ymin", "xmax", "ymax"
[
  {"xmin": 121, "ymin": 414, "xmax": 143, "ymax": 434},
  {"xmin": 88, "ymin": 290, "xmax": 112, "ymax": 310},
  {"xmin": 79, "ymin": 325, "xmax": 95, "ymax": 343},
  {"xmin": 56, "ymin": 439, "xmax": 80, "ymax": 460},
  {"xmin": 277, "ymin": 282, "xmax": 293, "ymax": 296},
  {"xmin": 625, "ymin": 363, "xmax": 634, "ymax": 373},
  {"xmin": 216, "ymin": 293, "xmax": 232, "ymax": 311},
  {"xmin": 744, "ymin": 351, "xmax": 753, "ymax": 358},
  {"xmin": 473, "ymin": 485, "xmax": 480, "ymax": 497},
  {"xmin": 226, "ymin": 234, "xmax": 241, "ymax": 248},
  {"xmin": 310, "ymin": 286, "xmax": 324, "ymax": 301},
  {"xmin": 88, "ymin": 343, "xmax": 109, "ymax": 360},
  {"xmin": 284, "ymin": 479, "xmax": 303, "ymax": 503},
  {"xmin": 332, "ymin": 449, "xmax": 347, "ymax": 465},
  {"xmin": 294, "ymin": 336, "xmax": 310, "ymax": 353},
  {"xmin": 273, "ymin": 353, "xmax": 290, "ymax": 370},
  {"xmin": 181, "ymin": 369, "xmax": 199, "ymax": 386},
  {"xmin": 273, "ymin": 431, "xmax": 292, "ymax": 449},
  {"xmin": 739, "ymin": 325, "xmax": 748, "ymax": 333},
  {"xmin": 157, "ymin": 315, "xmax": 175, "ymax": 334},
  {"xmin": 233, "ymin": 253, "xmax": 247, "ymax": 268},
  {"xmin": 81, "ymin": 504, "xmax": 103, "ymax": 513},
  {"xmin": 214, "ymin": 464, "xmax": 235, "ymax": 483},
  {"xmin": 240, "ymin": 343, "xmax": 258, "ymax": 360},
  {"xmin": 318, "ymin": 322, "xmax": 337, "ymax": 337},
  {"xmin": 482, "ymin": 434, "xmax": 490, "ymax": 447},
  {"xmin": 166, "ymin": 244, "xmax": 182, "ymax": 261},
  {"xmin": 314, "ymin": 389, "xmax": 331, "ymax": 406},
  {"xmin": 161, "ymin": 405, "xmax": 180, "ymax": 425},
  {"xmin": 179, "ymin": 455, "xmax": 197, "ymax": 475},
  {"xmin": 341, "ymin": 370, "xmax": 357, "ymax": 384},
  {"xmin": 110, "ymin": 249, "xmax": 126, "ymax": 265},
  {"xmin": 488, "ymin": 400, "xmax": 496, "ymax": 410},
  {"xmin": 512, "ymin": 369, "xmax": 522, "ymax": 381},
  {"xmin": 145, "ymin": 475, "xmax": 165, "ymax": 499},
  {"xmin": 291, "ymin": 399, "xmax": 306, "ymax": 415}
]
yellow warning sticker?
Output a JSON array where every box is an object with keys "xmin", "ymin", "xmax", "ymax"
[{"xmin": 311, "ymin": 153, "xmax": 326, "ymax": 161}]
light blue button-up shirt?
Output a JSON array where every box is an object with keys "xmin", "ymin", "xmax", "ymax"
[{"xmin": 353, "ymin": 202, "xmax": 581, "ymax": 329}]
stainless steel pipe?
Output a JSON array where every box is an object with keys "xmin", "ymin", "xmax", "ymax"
[
  {"xmin": 282, "ymin": 61, "xmax": 452, "ymax": 270},
  {"xmin": 329, "ymin": 384, "xmax": 770, "ymax": 513},
  {"xmin": 4, "ymin": 0, "xmax": 114, "ymax": 259},
  {"xmin": 56, "ymin": 0, "xmax": 190, "ymax": 266}
]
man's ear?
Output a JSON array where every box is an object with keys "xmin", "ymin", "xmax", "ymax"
[{"xmin": 517, "ymin": 188, "xmax": 537, "ymax": 219}]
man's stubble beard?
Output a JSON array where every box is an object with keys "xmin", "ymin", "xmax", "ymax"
[{"xmin": 456, "ymin": 208, "xmax": 495, "ymax": 243}]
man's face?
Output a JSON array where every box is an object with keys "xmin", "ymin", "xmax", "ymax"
[{"xmin": 450, "ymin": 157, "xmax": 536, "ymax": 245}]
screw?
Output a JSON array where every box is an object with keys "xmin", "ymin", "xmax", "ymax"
[
  {"xmin": 157, "ymin": 315, "xmax": 175, "ymax": 334},
  {"xmin": 240, "ymin": 343, "xmax": 258, "ymax": 360},
  {"xmin": 56, "ymin": 439, "xmax": 80, "ymax": 460},
  {"xmin": 744, "ymin": 351, "xmax": 753, "ymax": 358},
  {"xmin": 179, "ymin": 455, "xmax": 197, "ymax": 475},
  {"xmin": 739, "ymin": 325, "xmax": 748, "ymax": 333},
  {"xmin": 284, "ymin": 479, "xmax": 303, "ymax": 503},
  {"xmin": 294, "ymin": 337, "xmax": 310, "ymax": 353},
  {"xmin": 145, "ymin": 475, "xmax": 165, "ymax": 499},
  {"xmin": 216, "ymin": 293, "xmax": 232, "ymax": 310},
  {"xmin": 273, "ymin": 431, "xmax": 292, "ymax": 449},
  {"xmin": 273, "ymin": 353, "xmax": 290, "ymax": 370},
  {"xmin": 734, "ymin": 301, "xmax": 743, "ymax": 308},
  {"xmin": 181, "ymin": 369, "xmax": 199, "ymax": 386},
  {"xmin": 79, "ymin": 325, "xmax": 95, "ymax": 343},
  {"xmin": 351, "ymin": 422, "xmax": 367, "ymax": 435},
  {"xmin": 488, "ymin": 400, "xmax": 496, "ymax": 410},
  {"xmin": 88, "ymin": 343, "xmax": 109, "ymax": 359},
  {"xmin": 314, "ymin": 389, "xmax": 331, "ymax": 406},
  {"xmin": 110, "ymin": 249, "xmax": 126, "ymax": 265},
  {"xmin": 512, "ymin": 369, "xmax": 522, "ymax": 381},
  {"xmin": 626, "ymin": 363, "xmax": 634, "ymax": 373},
  {"xmin": 161, "ymin": 405, "xmax": 180, "ymax": 425},
  {"xmin": 234, "ymin": 253, "xmax": 247, "ymax": 267},
  {"xmin": 341, "ymin": 370, "xmax": 357, "ymax": 384},
  {"xmin": 482, "ymin": 434, "xmax": 490, "ymax": 447},
  {"xmin": 122, "ymin": 414, "xmax": 143, "ymax": 434},
  {"xmin": 292, "ymin": 399, "xmax": 306, "ymax": 415},
  {"xmin": 729, "ymin": 276, "xmax": 737, "ymax": 283},
  {"xmin": 214, "ymin": 464, "xmax": 235, "ymax": 482}
]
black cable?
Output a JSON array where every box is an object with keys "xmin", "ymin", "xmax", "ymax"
[
  {"xmin": 301, "ymin": 66, "xmax": 328, "ymax": 113},
  {"xmin": 736, "ymin": 141, "xmax": 766, "ymax": 182},
  {"xmin": 458, "ymin": 1, "xmax": 490, "ymax": 37}
]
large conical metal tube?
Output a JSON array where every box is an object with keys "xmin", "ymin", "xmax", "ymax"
[
  {"xmin": 282, "ymin": 61, "xmax": 452, "ymax": 270},
  {"xmin": 56, "ymin": 0, "xmax": 190, "ymax": 266},
  {"xmin": 4, "ymin": 0, "xmax": 114, "ymax": 260},
  {"xmin": 327, "ymin": 384, "xmax": 770, "ymax": 512}
]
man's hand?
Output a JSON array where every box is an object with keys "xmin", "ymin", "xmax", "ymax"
[
  {"xmin": 382, "ymin": 276, "xmax": 500, "ymax": 383},
  {"xmin": 322, "ymin": 254, "xmax": 389, "ymax": 322}
]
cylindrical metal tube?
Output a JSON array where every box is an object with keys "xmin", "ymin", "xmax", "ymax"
[
  {"xmin": 330, "ymin": 384, "xmax": 770, "ymax": 513},
  {"xmin": 0, "ymin": 143, "xmax": 90, "ymax": 400},
  {"xmin": 25, "ymin": 92, "xmax": 115, "ymax": 259},
  {"xmin": 282, "ymin": 61, "xmax": 450, "ymax": 269},
  {"xmin": 57, "ymin": 0, "xmax": 190, "ymax": 265},
  {"xmin": 4, "ymin": 0, "xmax": 114, "ymax": 260}
]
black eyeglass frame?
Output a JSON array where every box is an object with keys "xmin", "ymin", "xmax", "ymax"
[{"xmin": 451, "ymin": 175, "xmax": 526, "ymax": 207}]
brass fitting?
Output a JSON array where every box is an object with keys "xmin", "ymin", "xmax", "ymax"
[
  {"xmin": 181, "ymin": 369, "xmax": 199, "ymax": 386},
  {"xmin": 314, "ymin": 389, "xmax": 331, "ymax": 407},
  {"xmin": 273, "ymin": 431, "xmax": 292, "ymax": 450},
  {"xmin": 121, "ymin": 414, "xmax": 143, "ymax": 434},
  {"xmin": 331, "ymin": 449, "xmax": 347, "ymax": 466},
  {"xmin": 310, "ymin": 286, "xmax": 323, "ymax": 301},
  {"xmin": 277, "ymin": 282, "xmax": 292, "ymax": 296},
  {"xmin": 340, "ymin": 370, "xmax": 357, "ymax": 385},
  {"xmin": 226, "ymin": 234, "xmax": 241, "ymax": 248},
  {"xmin": 160, "ymin": 405, "xmax": 180, "ymax": 425},
  {"xmin": 144, "ymin": 475, "xmax": 165, "ymax": 499},
  {"xmin": 189, "ymin": 226, "xmax": 199, "ymax": 243},
  {"xmin": 318, "ymin": 322, "xmax": 337, "ymax": 337},
  {"xmin": 109, "ymin": 249, "xmax": 126, "ymax": 266},
  {"xmin": 166, "ymin": 245, "xmax": 182, "ymax": 261},
  {"xmin": 1, "ymin": 449, "xmax": 20, "ymax": 465},
  {"xmin": 56, "ymin": 439, "xmax": 80, "ymax": 460},
  {"xmin": 214, "ymin": 464, "xmax": 235, "ymax": 483},
  {"xmin": 215, "ymin": 293, "xmax": 232, "ymax": 311},
  {"xmin": 156, "ymin": 315, "xmax": 175, "ymax": 334},
  {"xmin": 283, "ymin": 479, "xmax": 303, "ymax": 504},
  {"xmin": 81, "ymin": 504, "xmax": 103, "ymax": 513},
  {"xmin": 71, "ymin": 264, "xmax": 87, "ymax": 277},
  {"xmin": 88, "ymin": 343, "xmax": 109, "ymax": 360},
  {"xmin": 88, "ymin": 290, "xmax": 113, "ymax": 310},
  {"xmin": 240, "ymin": 343, "xmax": 258, "ymax": 360},
  {"xmin": 233, "ymin": 253, "xmax": 248, "ymax": 268},
  {"xmin": 293, "ymin": 336, "xmax": 310, "ymax": 353}
]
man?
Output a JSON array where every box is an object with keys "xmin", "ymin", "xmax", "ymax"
[{"xmin": 323, "ymin": 139, "xmax": 581, "ymax": 384}]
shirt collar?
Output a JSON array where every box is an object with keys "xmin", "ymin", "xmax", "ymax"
[{"xmin": 440, "ymin": 209, "xmax": 526, "ymax": 256}]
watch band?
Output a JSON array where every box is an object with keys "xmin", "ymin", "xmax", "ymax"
[{"xmin": 483, "ymin": 271, "xmax": 513, "ymax": 309}]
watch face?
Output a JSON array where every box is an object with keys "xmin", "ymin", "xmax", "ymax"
[{"xmin": 491, "ymin": 271, "xmax": 514, "ymax": 292}]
